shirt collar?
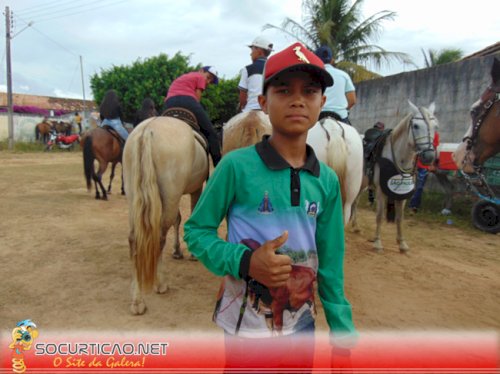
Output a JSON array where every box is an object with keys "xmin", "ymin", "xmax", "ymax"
[{"xmin": 255, "ymin": 135, "xmax": 320, "ymax": 177}]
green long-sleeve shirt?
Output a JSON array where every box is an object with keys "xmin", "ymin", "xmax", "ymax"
[{"xmin": 184, "ymin": 136, "xmax": 356, "ymax": 339}]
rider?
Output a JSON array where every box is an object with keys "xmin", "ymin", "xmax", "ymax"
[
  {"xmin": 99, "ymin": 89, "xmax": 129, "ymax": 143},
  {"xmin": 238, "ymin": 36, "xmax": 273, "ymax": 112},
  {"xmin": 163, "ymin": 66, "xmax": 221, "ymax": 167},
  {"xmin": 314, "ymin": 45, "xmax": 357, "ymax": 125}
]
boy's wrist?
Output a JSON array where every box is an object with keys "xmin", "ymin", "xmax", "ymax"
[{"xmin": 239, "ymin": 250, "xmax": 253, "ymax": 279}]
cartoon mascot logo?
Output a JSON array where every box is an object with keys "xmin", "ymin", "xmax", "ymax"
[{"xmin": 9, "ymin": 320, "xmax": 38, "ymax": 374}]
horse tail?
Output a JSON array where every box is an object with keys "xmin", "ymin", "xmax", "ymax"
[
  {"xmin": 35, "ymin": 125, "xmax": 40, "ymax": 141},
  {"xmin": 326, "ymin": 132, "xmax": 348, "ymax": 208},
  {"xmin": 83, "ymin": 136, "xmax": 94, "ymax": 191},
  {"xmin": 129, "ymin": 127, "xmax": 162, "ymax": 292}
]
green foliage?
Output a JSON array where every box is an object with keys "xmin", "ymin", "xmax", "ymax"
[
  {"xmin": 421, "ymin": 48, "xmax": 464, "ymax": 68},
  {"xmin": 201, "ymin": 77, "xmax": 239, "ymax": 125},
  {"xmin": 264, "ymin": 0, "xmax": 416, "ymax": 79},
  {"xmin": 90, "ymin": 53, "xmax": 240, "ymax": 123}
]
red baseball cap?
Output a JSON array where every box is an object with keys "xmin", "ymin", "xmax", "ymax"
[{"xmin": 263, "ymin": 42, "xmax": 334, "ymax": 92}]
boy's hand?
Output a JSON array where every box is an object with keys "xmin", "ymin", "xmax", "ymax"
[{"xmin": 248, "ymin": 231, "xmax": 292, "ymax": 288}]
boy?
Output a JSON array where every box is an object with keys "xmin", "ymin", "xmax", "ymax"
[{"xmin": 184, "ymin": 42, "xmax": 356, "ymax": 369}]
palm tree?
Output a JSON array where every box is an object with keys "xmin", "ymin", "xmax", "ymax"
[
  {"xmin": 263, "ymin": 0, "xmax": 415, "ymax": 80},
  {"xmin": 421, "ymin": 48, "xmax": 464, "ymax": 68}
]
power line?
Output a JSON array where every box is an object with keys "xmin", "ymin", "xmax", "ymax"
[
  {"xmin": 16, "ymin": 0, "xmax": 103, "ymax": 20},
  {"xmin": 15, "ymin": 0, "xmax": 86, "ymax": 16},
  {"xmin": 15, "ymin": 15, "xmax": 78, "ymax": 57},
  {"xmin": 18, "ymin": 0, "xmax": 130, "ymax": 24}
]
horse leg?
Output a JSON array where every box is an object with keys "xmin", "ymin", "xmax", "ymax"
[
  {"xmin": 396, "ymin": 200, "xmax": 410, "ymax": 253},
  {"xmin": 154, "ymin": 224, "xmax": 169, "ymax": 294},
  {"xmin": 129, "ymin": 229, "xmax": 147, "ymax": 315},
  {"xmin": 348, "ymin": 194, "xmax": 360, "ymax": 233},
  {"xmin": 171, "ymin": 211, "xmax": 183, "ymax": 259},
  {"xmin": 373, "ymin": 188, "xmax": 384, "ymax": 252},
  {"xmin": 107, "ymin": 162, "xmax": 116, "ymax": 193},
  {"xmin": 120, "ymin": 164, "xmax": 125, "ymax": 195},
  {"xmin": 94, "ymin": 161, "xmax": 108, "ymax": 200},
  {"xmin": 186, "ymin": 188, "xmax": 203, "ymax": 260}
]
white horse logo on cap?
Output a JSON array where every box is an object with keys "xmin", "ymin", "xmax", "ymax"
[{"xmin": 293, "ymin": 46, "xmax": 310, "ymax": 64}]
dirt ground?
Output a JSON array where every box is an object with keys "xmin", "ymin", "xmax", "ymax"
[{"xmin": 1, "ymin": 152, "xmax": 499, "ymax": 335}]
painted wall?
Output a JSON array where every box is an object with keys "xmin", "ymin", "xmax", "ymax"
[{"xmin": 350, "ymin": 53, "xmax": 500, "ymax": 143}]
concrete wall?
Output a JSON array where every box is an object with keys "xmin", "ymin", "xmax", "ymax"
[{"xmin": 350, "ymin": 53, "xmax": 500, "ymax": 143}]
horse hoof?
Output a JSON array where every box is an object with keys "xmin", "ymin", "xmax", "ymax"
[
  {"xmin": 154, "ymin": 283, "xmax": 169, "ymax": 294},
  {"xmin": 172, "ymin": 252, "xmax": 184, "ymax": 260},
  {"xmin": 130, "ymin": 302, "xmax": 147, "ymax": 315},
  {"xmin": 189, "ymin": 254, "xmax": 198, "ymax": 262}
]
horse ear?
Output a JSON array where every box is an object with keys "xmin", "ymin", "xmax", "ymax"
[
  {"xmin": 407, "ymin": 100, "xmax": 419, "ymax": 114},
  {"xmin": 428, "ymin": 102, "xmax": 436, "ymax": 115}
]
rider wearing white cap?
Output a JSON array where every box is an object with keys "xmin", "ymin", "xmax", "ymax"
[{"xmin": 238, "ymin": 36, "xmax": 273, "ymax": 112}]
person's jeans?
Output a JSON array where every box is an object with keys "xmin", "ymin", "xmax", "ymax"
[
  {"xmin": 409, "ymin": 167, "xmax": 429, "ymax": 209},
  {"xmin": 163, "ymin": 95, "xmax": 222, "ymax": 166},
  {"xmin": 101, "ymin": 118, "xmax": 128, "ymax": 141}
]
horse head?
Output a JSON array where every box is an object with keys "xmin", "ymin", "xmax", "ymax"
[
  {"xmin": 407, "ymin": 100, "xmax": 437, "ymax": 165},
  {"xmin": 453, "ymin": 57, "xmax": 500, "ymax": 174}
]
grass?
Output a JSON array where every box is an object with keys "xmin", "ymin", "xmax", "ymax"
[
  {"xmin": 0, "ymin": 140, "xmax": 81, "ymax": 153},
  {"xmin": 356, "ymin": 189, "xmax": 482, "ymax": 233}
]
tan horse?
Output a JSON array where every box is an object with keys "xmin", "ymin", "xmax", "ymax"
[
  {"xmin": 222, "ymin": 111, "xmax": 271, "ymax": 155},
  {"xmin": 123, "ymin": 116, "xmax": 209, "ymax": 315}
]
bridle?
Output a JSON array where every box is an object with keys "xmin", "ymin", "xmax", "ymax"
[
  {"xmin": 462, "ymin": 84, "xmax": 500, "ymax": 173},
  {"xmin": 390, "ymin": 108, "xmax": 435, "ymax": 174}
]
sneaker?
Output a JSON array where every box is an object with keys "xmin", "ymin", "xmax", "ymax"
[{"xmin": 409, "ymin": 207, "xmax": 418, "ymax": 215}]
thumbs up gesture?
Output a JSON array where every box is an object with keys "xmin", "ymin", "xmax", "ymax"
[{"xmin": 248, "ymin": 231, "xmax": 292, "ymax": 288}]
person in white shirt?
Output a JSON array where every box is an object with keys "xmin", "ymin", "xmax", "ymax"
[
  {"xmin": 315, "ymin": 45, "xmax": 357, "ymax": 125},
  {"xmin": 238, "ymin": 36, "xmax": 273, "ymax": 112}
]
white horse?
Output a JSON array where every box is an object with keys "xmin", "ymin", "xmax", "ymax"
[
  {"xmin": 222, "ymin": 111, "xmax": 364, "ymax": 225},
  {"xmin": 369, "ymin": 100, "xmax": 438, "ymax": 253},
  {"xmin": 123, "ymin": 116, "xmax": 209, "ymax": 315}
]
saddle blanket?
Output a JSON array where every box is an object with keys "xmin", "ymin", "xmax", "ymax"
[{"xmin": 378, "ymin": 157, "xmax": 415, "ymax": 200}]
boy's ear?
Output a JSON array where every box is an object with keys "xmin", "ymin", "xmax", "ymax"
[
  {"xmin": 321, "ymin": 94, "xmax": 326, "ymax": 108},
  {"xmin": 258, "ymin": 94, "xmax": 268, "ymax": 114}
]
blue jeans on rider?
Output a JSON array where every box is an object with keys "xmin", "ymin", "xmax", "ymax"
[
  {"xmin": 409, "ymin": 167, "xmax": 429, "ymax": 210},
  {"xmin": 101, "ymin": 118, "xmax": 128, "ymax": 142}
]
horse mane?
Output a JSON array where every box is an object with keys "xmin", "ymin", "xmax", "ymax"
[
  {"xmin": 391, "ymin": 113, "xmax": 413, "ymax": 140},
  {"xmin": 222, "ymin": 111, "xmax": 271, "ymax": 154}
]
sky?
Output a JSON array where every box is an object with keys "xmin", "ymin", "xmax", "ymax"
[{"xmin": 0, "ymin": 0, "xmax": 499, "ymax": 101}]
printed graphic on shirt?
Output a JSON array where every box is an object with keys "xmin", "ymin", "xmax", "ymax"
[
  {"xmin": 305, "ymin": 200, "xmax": 320, "ymax": 217},
  {"xmin": 218, "ymin": 202, "xmax": 320, "ymax": 336},
  {"xmin": 257, "ymin": 191, "xmax": 274, "ymax": 214}
]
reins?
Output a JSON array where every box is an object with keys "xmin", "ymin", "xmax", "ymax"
[{"xmin": 389, "ymin": 109, "xmax": 434, "ymax": 175}]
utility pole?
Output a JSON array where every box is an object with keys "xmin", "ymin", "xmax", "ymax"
[
  {"xmin": 79, "ymin": 55, "xmax": 86, "ymax": 128},
  {"xmin": 5, "ymin": 6, "xmax": 14, "ymax": 150}
]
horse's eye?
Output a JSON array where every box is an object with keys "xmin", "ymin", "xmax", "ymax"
[{"xmin": 413, "ymin": 124, "xmax": 419, "ymax": 130}]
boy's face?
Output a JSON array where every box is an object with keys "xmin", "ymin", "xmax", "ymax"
[{"xmin": 258, "ymin": 71, "xmax": 325, "ymax": 136}]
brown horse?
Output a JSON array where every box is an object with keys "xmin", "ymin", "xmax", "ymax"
[
  {"xmin": 453, "ymin": 57, "xmax": 500, "ymax": 173},
  {"xmin": 35, "ymin": 120, "xmax": 53, "ymax": 144},
  {"xmin": 82, "ymin": 127, "xmax": 124, "ymax": 200},
  {"xmin": 52, "ymin": 121, "xmax": 72, "ymax": 136}
]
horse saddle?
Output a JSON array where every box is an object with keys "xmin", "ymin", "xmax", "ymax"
[
  {"xmin": 364, "ymin": 129, "xmax": 391, "ymax": 181},
  {"xmin": 101, "ymin": 125, "xmax": 125, "ymax": 147},
  {"xmin": 162, "ymin": 107, "xmax": 200, "ymax": 131},
  {"xmin": 162, "ymin": 108, "xmax": 208, "ymax": 152}
]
